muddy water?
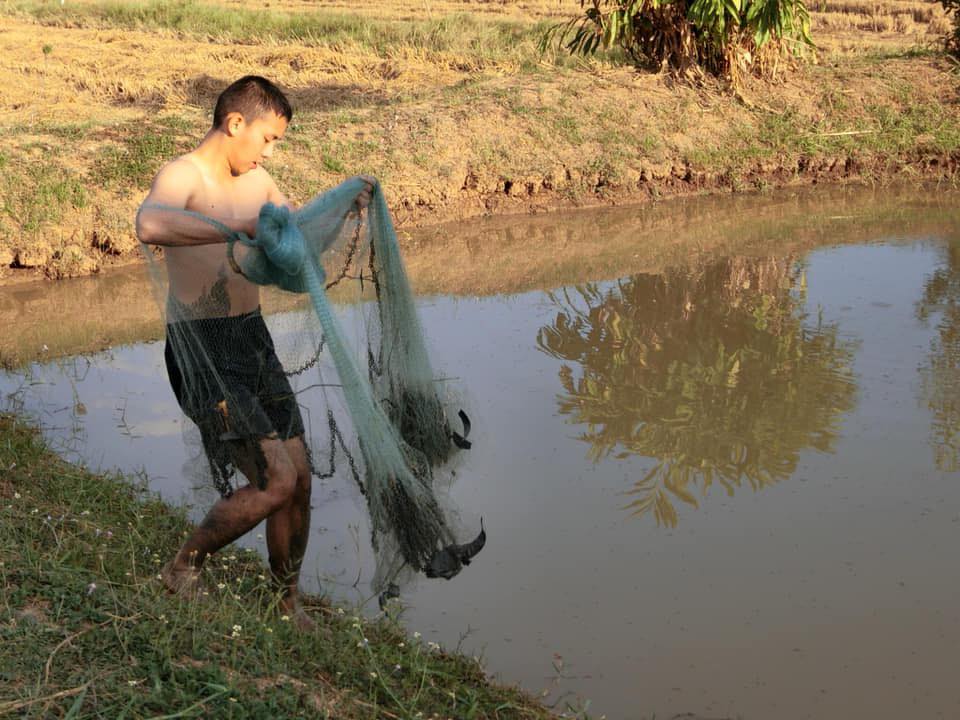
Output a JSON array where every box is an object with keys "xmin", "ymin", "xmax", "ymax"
[{"xmin": 4, "ymin": 185, "xmax": 960, "ymax": 719}]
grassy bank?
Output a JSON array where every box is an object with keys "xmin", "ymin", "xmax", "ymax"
[
  {"xmin": 0, "ymin": 0, "xmax": 958, "ymax": 280},
  {"xmin": 0, "ymin": 413, "xmax": 556, "ymax": 719}
]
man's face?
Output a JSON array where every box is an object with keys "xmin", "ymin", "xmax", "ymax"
[{"xmin": 226, "ymin": 111, "xmax": 288, "ymax": 175}]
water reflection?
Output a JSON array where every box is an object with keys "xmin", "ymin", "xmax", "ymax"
[
  {"xmin": 537, "ymin": 256, "xmax": 859, "ymax": 526},
  {"xmin": 917, "ymin": 238, "xmax": 960, "ymax": 471}
]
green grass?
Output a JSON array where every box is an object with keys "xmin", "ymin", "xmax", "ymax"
[
  {"xmin": 0, "ymin": 153, "xmax": 88, "ymax": 233},
  {"xmin": 10, "ymin": 121, "xmax": 96, "ymax": 141},
  {"xmin": 95, "ymin": 118, "xmax": 196, "ymax": 190},
  {"xmin": 0, "ymin": 413, "xmax": 553, "ymax": 719}
]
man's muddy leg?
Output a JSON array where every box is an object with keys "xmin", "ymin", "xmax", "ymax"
[
  {"xmin": 265, "ymin": 436, "xmax": 314, "ymax": 628},
  {"xmin": 163, "ymin": 437, "xmax": 297, "ymax": 594}
]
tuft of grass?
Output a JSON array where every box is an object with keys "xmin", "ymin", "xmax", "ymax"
[
  {"xmin": 0, "ymin": 413, "xmax": 552, "ymax": 719},
  {"xmin": 0, "ymin": 153, "xmax": 87, "ymax": 233},
  {"xmin": 95, "ymin": 122, "xmax": 191, "ymax": 190}
]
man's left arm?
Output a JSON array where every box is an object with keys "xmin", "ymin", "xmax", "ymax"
[{"xmin": 264, "ymin": 171, "xmax": 375, "ymax": 213}]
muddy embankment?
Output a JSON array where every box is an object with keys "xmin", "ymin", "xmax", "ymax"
[{"xmin": 2, "ymin": 147, "xmax": 958, "ymax": 285}]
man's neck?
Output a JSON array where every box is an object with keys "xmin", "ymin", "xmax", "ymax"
[{"xmin": 191, "ymin": 130, "xmax": 236, "ymax": 183}]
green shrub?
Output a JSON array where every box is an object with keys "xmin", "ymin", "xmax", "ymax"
[
  {"xmin": 940, "ymin": 0, "xmax": 960, "ymax": 56},
  {"xmin": 542, "ymin": 0, "xmax": 814, "ymax": 82}
]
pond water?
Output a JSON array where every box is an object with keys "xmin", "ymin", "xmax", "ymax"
[{"xmin": 3, "ymin": 186, "xmax": 960, "ymax": 719}]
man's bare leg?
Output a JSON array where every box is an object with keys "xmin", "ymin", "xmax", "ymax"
[
  {"xmin": 265, "ymin": 436, "xmax": 314, "ymax": 629},
  {"xmin": 163, "ymin": 437, "xmax": 297, "ymax": 594}
]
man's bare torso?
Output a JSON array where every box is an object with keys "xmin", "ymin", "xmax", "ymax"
[{"xmin": 165, "ymin": 153, "xmax": 274, "ymax": 321}]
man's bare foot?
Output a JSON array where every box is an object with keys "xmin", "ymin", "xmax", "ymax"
[
  {"xmin": 280, "ymin": 596, "xmax": 318, "ymax": 632},
  {"xmin": 161, "ymin": 561, "xmax": 206, "ymax": 600}
]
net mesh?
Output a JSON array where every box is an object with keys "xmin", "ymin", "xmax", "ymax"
[{"xmin": 142, "ymin": 177, "xmax": 482, "ymax": 593}]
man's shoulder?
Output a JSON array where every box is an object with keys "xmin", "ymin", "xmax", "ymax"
[
  {"xmin": 150, "ymin": 155, "xmax": 204, "ymax": 193},
  {"xmin": 247, "ymin": 167, "xmax": 285, "ymax": 206},
  {"xmin": 248, "ymin": 165, "xmax": 279, "ymax": 188},
  {"xmin": 158, "ymin": 154, "xmax": 203, "ymax": 180}
]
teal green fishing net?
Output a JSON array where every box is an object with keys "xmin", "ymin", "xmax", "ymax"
[{"xmin": 141, "ymin": 177, "xmax": 481, "ymax": 593}]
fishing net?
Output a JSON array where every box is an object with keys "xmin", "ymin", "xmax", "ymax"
[{"xmin": 141, "ymin": 177, "xmax": 483, "ymax": 594}]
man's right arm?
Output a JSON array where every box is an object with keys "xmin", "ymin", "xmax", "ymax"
[{"xmin": 136, "ymin": 160, "xmax": 256, "ymax": 247}]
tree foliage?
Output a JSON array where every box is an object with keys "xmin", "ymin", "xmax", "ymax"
[
  {"xmin": 537, "ymin": 257, "xmax": 858, "ymax": 527},
  {"xmin": 939, "ymin": 0, "xmax": 960, "ymax": 56},
  {"xmin": 542, "ymin": 0, "xmax": 814, "ymax": 81}
]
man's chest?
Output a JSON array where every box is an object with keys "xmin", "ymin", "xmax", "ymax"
[{"xmin": 189, "ymin": 173, "xmax": 269, "ymax": 219}]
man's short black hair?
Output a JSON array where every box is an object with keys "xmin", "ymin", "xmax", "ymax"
[{"xmin": 213, "ymin": 75, "xmax": 293, "ymax": 129}]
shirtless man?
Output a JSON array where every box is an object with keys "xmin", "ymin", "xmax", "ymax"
[{"xmin": 137, "ymin": 75, "xmax": 373, "ymax": 629}]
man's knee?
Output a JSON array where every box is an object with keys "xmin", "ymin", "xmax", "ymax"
[
  {"xmin": 283, "ymin": 436, "xmax": 312, "ymax": 499},
  {"xmin": 261, "ymin": 445, "xmax": 297, "ymax": 509}
]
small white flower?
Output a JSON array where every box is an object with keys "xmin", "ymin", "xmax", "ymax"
[
  {"xmin": 12, "ymin": 492, "xmax": 20, "ymax": 500},
  {"xmin": 86, "ymin": 582, "xmax": 97, "ymax": 595},
  {"xmin": 336, "ymin": 607, "xmax": 344, "ymax": 615},
  {"xmin": 127, "ymin": 679, "xmax": 139, "ymax": 687},
  {"xmin": 369, "ymin": 672, "xmax": 377, "ymax": 679},
  {"xmin": 265, "ymin": 627, "xmax": 273, "ymax": 634},
  {"xmin": 394, "ymin": 664, "xmax": 401, "ymax": 671},
  {"xmin": 398, "ymin": 642, "xmax": 405, "ymax": 648},
  {"xmin": 155, "ymin": 574, "xmax": 163, "ymax": 581},
  {"xmin": 413, "ymin": 631, "xmax": 421, "ymax": 639},
  {"xmin": 81, "ymin": 509, "xmax": 90, "ymax": 516},
  {"xmin": 216, "ymin": 583, "xmax": 226, "ymax": 590},
  {"xmin": 280, "ymin": 615, "xmax": 290, "ymax": 622},
  {"xmin": 232, "ymin": 624, "xmax": 242, "ymax": 632},
  {"xmin": 257, "ymin": 574, "xmax": 265, "ymax": 581}
]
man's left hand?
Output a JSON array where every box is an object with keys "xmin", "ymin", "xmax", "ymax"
[{"xmin": 354, "ymin": 175, "xmax": 377, "ymax": 210}]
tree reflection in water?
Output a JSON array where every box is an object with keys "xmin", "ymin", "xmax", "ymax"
[
  {"xmin": 916, "ymin": 239, "xmax": 960, "ymax": 472},
  {"xmin": 537, "ymin": 256, "xmax": 858, "ymax": 527}
]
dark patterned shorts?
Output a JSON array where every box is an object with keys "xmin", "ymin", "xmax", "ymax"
[{"xmin": 164, "ymin": 308, "xmax": 305, "ymax": 496}]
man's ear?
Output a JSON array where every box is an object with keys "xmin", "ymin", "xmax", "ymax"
[{"xmin": 223, "ymin": 112, "xmax": 246, "ymax": 137}]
